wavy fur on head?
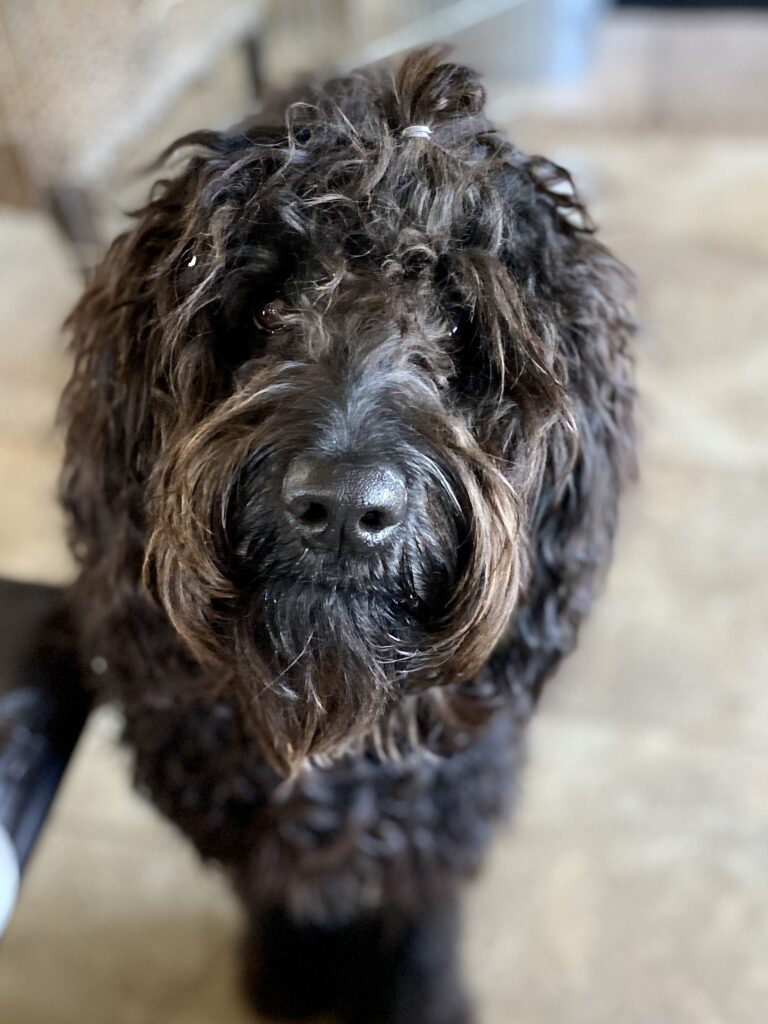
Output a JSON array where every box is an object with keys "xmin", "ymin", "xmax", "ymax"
[{"xmin": 61, "ymin": 47, "xmax": 635, "ymax": 1022}]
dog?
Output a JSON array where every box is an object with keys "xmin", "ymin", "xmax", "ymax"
[{"xmin": 59, "ymin": 49, "xmax": 636, "ymax": 1024}]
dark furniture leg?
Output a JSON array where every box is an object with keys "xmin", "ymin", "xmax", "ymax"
[
  {"xmin": 46, "ymin": 184, "xmax": 102, "ymax": 279},
  {"xmin": 243, "ymin": 33, "xmax": 264, "ymax": 101}
]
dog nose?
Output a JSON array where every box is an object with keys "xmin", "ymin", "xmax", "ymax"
[{"xmin": 282, "ymin": 456, "xmax": 408, "ymax": 554}]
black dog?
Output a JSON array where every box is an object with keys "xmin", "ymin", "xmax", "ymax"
[{"xmin": 60, "ymin": 50, "xmax": 636, "ymax": 1023}]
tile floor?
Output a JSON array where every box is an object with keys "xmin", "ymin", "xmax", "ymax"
[{"xmin": 0, "ymin": 13, "xmax": 767, "ymax": 1024}]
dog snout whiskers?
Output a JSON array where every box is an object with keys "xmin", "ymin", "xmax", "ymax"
[{"xmin": 282, "ymin": 455, "xmax": 408, "ymax": 556}]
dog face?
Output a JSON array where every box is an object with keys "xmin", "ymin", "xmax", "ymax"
[{"xmin": 62, "ymin": 53, "xmax": 635, "ymax": 772}]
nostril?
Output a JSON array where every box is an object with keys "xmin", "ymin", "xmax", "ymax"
[
  {"xmin": 298, "ymin": 501, "xmax": 328, "ymax": 526},
  {"xmin": 358, "ymin": 508, "xmax": 388, "ymax": 533},
  {"xmin": 291, "ymin": 500, "xmax": 329, "ymax": 534}
]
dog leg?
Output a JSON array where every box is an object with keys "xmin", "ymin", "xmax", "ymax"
[
  {"xmin": 336, "ymin": 902, "xmax": 472, "ymax": 1024},
  {"xmin": 242, "ymin": 904, "xmax": 361, "ymax": 1020},
  {"xmin": 242, "ymin": 901, "xmax": 471, "ymax": 1024}
]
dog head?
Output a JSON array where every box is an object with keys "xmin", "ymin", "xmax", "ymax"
[{"xmin": 61, "ymin": 51, "xmax": 634, "ymax": 772}]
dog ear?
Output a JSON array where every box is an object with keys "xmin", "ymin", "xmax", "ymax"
[
  {"xmin": 490, "ymin": 153, "xmax": 637, "ymax": 702},
  {"xmin": 61, "ymin": 174, "xmax": 189, "ymax": 567},
  {"xmin": 59, "ymin": 131, "xmax": 262, "ymax": 568}
]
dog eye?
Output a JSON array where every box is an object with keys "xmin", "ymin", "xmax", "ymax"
[{"xmin": 253, "ymin": 297, "xmax": 289, "ymax": 334}]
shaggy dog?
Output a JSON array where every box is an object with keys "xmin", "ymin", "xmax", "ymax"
[{"xmin": 60, "ymin": 50, "xmax": 636, "ymax": 1024}]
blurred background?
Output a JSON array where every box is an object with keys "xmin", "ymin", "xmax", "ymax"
[{"xmin": 0, "ymin": 1, "xmax": 766, "ymax": 1021}]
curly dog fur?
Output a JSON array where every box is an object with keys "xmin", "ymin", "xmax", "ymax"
[{"xmin": 59, "ymin": 50, "xmax": 636, "ymax": 1023}]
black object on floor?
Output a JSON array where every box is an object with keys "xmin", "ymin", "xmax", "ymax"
[{"xmin": 0, "ymin": 578, "xmax": 91, "ymax": 934}]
